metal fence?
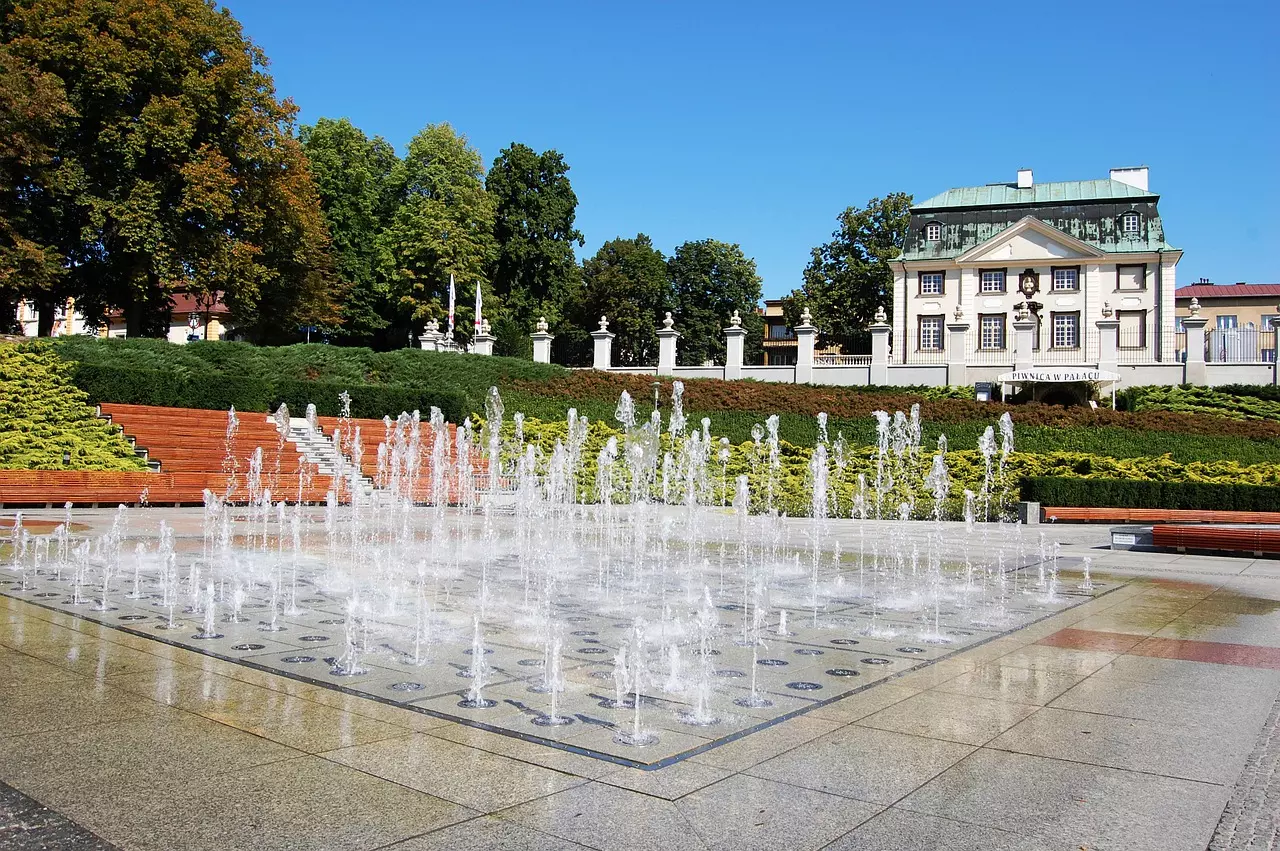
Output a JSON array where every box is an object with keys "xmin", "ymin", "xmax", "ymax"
[
  {"xmin": 1207, "ymin": 328, "xmax": 1278, "ymax": 363},
  {"xmin": 901, "ymin": 334, "xmax": 946, "ymax": 364},
  {"xmin": 1117, "ymin": 325, "xmax": 1156, "ymax": 364}
]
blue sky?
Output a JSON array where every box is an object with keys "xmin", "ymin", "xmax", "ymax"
[{"xmin": 230, "ymin": 0, "xmax": 1278, "ymax": 300}]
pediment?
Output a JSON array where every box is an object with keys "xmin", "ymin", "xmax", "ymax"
[{"xmin": 957, "ymin": 216, "xmax": 1106, "ymax": 264}]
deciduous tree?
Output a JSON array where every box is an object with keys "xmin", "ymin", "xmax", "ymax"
[
  {"xmin": 300, "ymin": 117, "xmax": 400, "ymax": 347},
  {"xmin": 784, "ymin": 193, "xmax": 912, "ymax": 348},
  {"xmin": 577, "ymin": 235, "xmax": 670, "ymax": 367},
  {"xmin": 668, "ymin": 239, "xmax": 763, "ymax": 366},
  {"xmin": 0, "ymin": 0, "xmax": 339, "ymax": 341},
  {"xmin": 381, "ymin": 123, "xmax": 495, "ymax": 341}
]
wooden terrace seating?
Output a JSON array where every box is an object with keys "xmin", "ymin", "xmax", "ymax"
[
  {"xmin": 1151, "ymin": 524, "xmax": 1280, "ymax": 556},
  {"xmin": 1042, "ymin": 507, "xmax": 1280, "ymax": 525},
  {"xmin": 0, "ymin": 471, "xmax": 336, "ymax": 507}
]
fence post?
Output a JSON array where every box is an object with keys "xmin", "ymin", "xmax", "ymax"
[
  {"xmin": 946, "ymin": 313, "xmax": 969, "ymax": 387},
  {"xmin": 656, "ymin": 312, "xmax": 679, "ymax": 376},
  {"xmin": 723, "ymin": 311, "xmax": 747, "ymax": 380},
  {"xmin": 419, "ymin": 318, "xmax": 441, "ymax": 351},
  {"xmin": 530, "ymin": 316, "xmax": 554, "ymax": 364},
  {"xmin": 590, "ymin": 316, "xmax": 615, "ymax": 371},
  {"xmin": 794, "ymin": 307, "xmax": 817, "ymax": 384},
  {"xmin": 1096, "ymin": 308, "xmax": 1119, "ymax": 376},
  {"xmin": 869, "ymin": 306, "xmax": 890, "ymax": 385},
  {"xmin": 1182, "ymin": 305, "xmax": 1207, "ymax": 386},
  {"xmin": 1013, "ymin": 309, "xmax": 1036, "ymax": 372},
  {"xmin": 471, "ymin": 319, "xmax": 496, "ymax": 356}
]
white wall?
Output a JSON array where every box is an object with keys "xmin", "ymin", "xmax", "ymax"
[
  {"xmin": 886, "ymin": 365, "xmax": 948, "ymax": 386},
  {"xmin": 1205, "ymin": 363, "xmax": 1277, "ymax": 386},
  {"xmin": 812, "ymin": 366, "xmax": 870, "ymax": 386},
  {"xmin": 740, "ymin": 366, "xmax": 797, "ymax": 383}
]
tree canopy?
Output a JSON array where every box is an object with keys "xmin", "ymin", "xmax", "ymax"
[
  {"xmin": 0, "ymin": 0, "xmax": 338, "ymax": 341},
  {"xmin": 577, "ymin": 234, "xmax": 670, "ymax": 367},
  {"xmin": 668, "ymin": 239, "xmax": 763, "ymax": 366},
  {"xmin": 299, "ymin": 117, "xmax": 400, "ymax": 347},
  {"xmin": 381, "ymin": 122, "xmax": 495, "ymax": 339},
  {"xmin": 784, "ymin": 193, "xmax": 912, "ymax": 347}
]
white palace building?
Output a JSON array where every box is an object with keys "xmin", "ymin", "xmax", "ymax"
[{"xmin": 893, "ymin": 166, "xmax": 1180, "ymax": 372}]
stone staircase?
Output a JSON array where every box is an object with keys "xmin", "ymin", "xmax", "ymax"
[{"xmin": 273, "ymin": 417, "xmax": 375, "ymax": 501}]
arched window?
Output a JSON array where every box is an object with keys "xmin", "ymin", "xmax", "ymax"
[
  {"xmin": 1121, "ymin": 212, "xmax": 1140, "ymax": 235},
  {"xmin": 924, "ymin": 222, "xmax": 941, "ymax": 241}
]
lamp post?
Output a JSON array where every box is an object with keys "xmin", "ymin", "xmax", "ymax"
[{"xmin": 652, "ymin": 380, "xmax": 661, "ymax": 414}]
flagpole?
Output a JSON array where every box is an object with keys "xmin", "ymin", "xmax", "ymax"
[
  {"xmin": 447, "ymin": 273, "xmax": 456, "ymax": 337},
  {"xmin": 474, "ymin": 281, "xmax": 483, "ymax": 335}
]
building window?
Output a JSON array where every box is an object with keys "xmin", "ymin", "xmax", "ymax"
[
  {"xmin": 1051, "ymin": 267, "xmax": 1078, "ymax": 291},
  {"xmin": 1052, "ymin": 313, "xmax": 1080, "ymax": 348},
  {"xmin": 1117, "ymin": 310, "xmax": 1147, "ymax": 348},
  {"xmin": 918, "ymin": 315, "xmax": 943, "ymax": 351},
  {"xmin": 979, "ymin": 269, "xmax": 1005, "ymax": 293},
  {"xmin": 924, "ymin": 222, "xmax": 941, "ymax": 241},
  {"xmin": 979, "ymin": 315, "xmax": 1005, "ymax": 350},
  {"xmin": 1121, "ymin": 212, "xmax": 1140, "ymax": 235},
  {"xmin": 1116, "ymin": 265, "xmax": 1146, "ymax": 291},
  {"xmin": 918, "ymin": 272, "xmax": 943, "ymax": 295},
  {"xmin": 1216, "ymin": 314, "xmax": 1237, "ymax": 330},
  {"xmin": 1175, "ymin": 316, "xmax": 1186, "ymax": 333},
  {"xmin": 1261, "ymin": 314, "xmax": 1279, "ymax": 331},
  {"xmin": 767, "ymin": 323, "xmax": 794, "ymax": 340}
]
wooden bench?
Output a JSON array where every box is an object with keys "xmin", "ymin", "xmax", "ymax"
[
  {"xmin": 1043, "ymin": 507, "xmax": 1280, "ymax": 525},
  {"xmin": 1151, "ymin": 524, "xmax": 1280, "ymax": 556},
  {"xmin": 0, "ymin": 471, "xmax": 340, "ymax": 507}
]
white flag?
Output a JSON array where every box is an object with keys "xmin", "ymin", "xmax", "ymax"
[
  {"xmin": 447, "ymin": 273, "xmax": 456, "ymax": 335},
  {"xmin": 474, "ymin": 282, "xmax": 483, "ymax": 332}
]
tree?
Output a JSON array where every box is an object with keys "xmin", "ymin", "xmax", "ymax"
[
  {"xmin": 0, "ymin": 40, "xmax": 71, "ymax": 333},
  {"xmin": 486, "ymin": 143, "xmax": 583, "ymax": 332},
  {"xmin": 668, "ymin": 239, "xmax": 764, "ymax": 366},
  {"xmin": 784, "ymin": 193, "xmax": 912, "ymax": 348},
  {"xmin": 0, "ymin": 0, "xmax": 339, "ymax": 341},
  {"xmin": 577, "ymin": 235, "xmax": 670, "ymax": 367},
  {"xmin": 381, "ymin": 123, "xmax": 495, "ymax": 340},
  {"xmin": 300, "ymin": 117, "xmax": 400, "ymax": 347}
]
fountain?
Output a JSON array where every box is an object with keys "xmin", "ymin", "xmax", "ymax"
[{"xmin": 0, "ymin": 386, "xmax": 1102, "ymax": 767}]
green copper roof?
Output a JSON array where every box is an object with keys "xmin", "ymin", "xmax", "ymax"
[{"xmin": 914, "ymin": 179, "xmax": 1156, "ymax": 210}]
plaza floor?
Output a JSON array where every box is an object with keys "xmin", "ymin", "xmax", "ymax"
[{"xmin": 2, "ymin": 515, "xmax": 1278, "ymax": 851}]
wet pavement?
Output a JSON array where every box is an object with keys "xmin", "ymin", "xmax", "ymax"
[{"xmin": 1, "ymin": 513, "xmax": 1278, "ymax": 850}]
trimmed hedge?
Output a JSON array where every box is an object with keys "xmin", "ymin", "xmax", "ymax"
[
  {"xmin": 1021, "ymin": 477, "xmax": 1280, "ymax": 512},
  {"xmin": 271, "ymin": 379, "xmax": 466, "ymax": 422},
  {"xmin": 71, "ymin": 363, "xmax": 273, "ymax": 411}
]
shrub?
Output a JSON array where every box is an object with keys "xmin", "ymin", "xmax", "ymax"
[
  {"xmin": 1021, "ymin": 477, "xmax": 1280, "ymax": 512},
  {"xmin": 0, "ymin": 343, "xmax": 147, "ymax": 471},
  {"xmin": 271, "ymin": 380, "xmax": 467, "ymax": 422},
  {"xmin": 1116, "ymin": 385, "xmax": 1280, "ymax": 421},
  {"xmin": 71, "ymin": 363, "xmax": 273, "ymax": 411}
]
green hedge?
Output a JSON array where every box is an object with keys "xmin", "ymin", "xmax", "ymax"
[
  {"xmin": 271, "ymin": 379, "xmax": 466, "ymax": 423},
  {"xmin": 1021, "ymin": 477, "xmax": 1280, "ymax": 512},
  {"xmin": 71, "ymin": 363, "xmax": 273, "ymax": 411}
]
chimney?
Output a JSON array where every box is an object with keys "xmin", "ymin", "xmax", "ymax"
[
  {"xmin": 1110, "ymin": 166, "xmax": 1149, "ymax": 191},
  {"xmin": 1016, "ymin": 168, "xmax": 1033, "ymax": 189}
]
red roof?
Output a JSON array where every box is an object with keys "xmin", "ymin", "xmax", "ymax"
[{"xmin": 1176, "ymin": 283, "xmax": 1280, "ymax": 299}]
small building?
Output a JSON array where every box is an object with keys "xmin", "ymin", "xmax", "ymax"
[
  {"xmin": 760, "ymin": 298, "xmax": 846, "ymax": 366},
  {"xmin": 893, "ymin": 166, "xmax": 1181, "ymax": 368},
  {"xmin": 20, "ymin": 291, "xmax": 232, "ymax": 343},
  {"xmin": 1175, "ymin": 281, "xmax": 1279, "ymax": 363}
]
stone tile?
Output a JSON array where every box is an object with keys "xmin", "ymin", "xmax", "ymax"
[
  {"xmin": 990, "ymin": 707, "xmax": 1255, "ymax": 785},
  {"xmin": 748, "ymin": 725, "xmax": 974, "ymax": 805},
  {"xmin": 900, "ymin": 748, "xmax": 1229, "ymax": 851},
  {"xmin": 426, "ymin": 723, "xmax": 617, "ymax": 779},
  {"xmin": 857, "ymin": 691, "xmax": 1038, "ymax": 746},
  {"xmin": 0, "ymin": 650, "xmax": 85, "ymax": 691},
  {"xmin": 0, "ymin": 712, "xmax": 299, "ymax": 797},
  {"xmin": 0, "ymin": 777, "xmax": 122, "ymax": 851},
  {"xmin": 0, "ymin": 678, "xmax": 167, "ymax": 738},
  {"xmin": 675, "ymin": 775, "xmax": 881, "ymax": 851},
  {"xmin": 501, "ymin": 781, "xmax": 707, "ymax": 851},
  {"xmin": 933, "ymin": 664, "xmax": 1085, "ymax": 706},
  {"xmin": 597, "ymin": 760, "xmax": 731, "ymax": 800},
  {"xmin": 1049, "ymin": 673, "xmax": 1276, "ymax": 729},
  {"xmin": 74, "ymin": 756, "xmax": 476, "ymax": 851},
  {"xmin": 805, "ymin": 684, "xmax": 920, "ymax": 724},
  {"xmin": 991, "ymin": 644, "xmax": 1121, "ymax": 676},
  {"xmin": 388, "ymin": 815, "xmax": 593, "ymax": 850},
  {"xmin": 107, "ymin": 666, "xmax": 411, "ymax": 752},
  {"xmin": 321, "ymin": 733, "xmax": 586, "ymax": 813},
  {"xmin": 825, "ymin": 806, "xmax": 1057, "ymax": 850},
  {"xmin": 14, "ymin": 638, "xmax": 174, "ymax": 680},
  {"xmin": 1034, "ymin": 627, "xmax": 1147, "ymax": 652},
  {"xmin": 887, "ymin": 659, "xmax": 974, "ymax": 690},
  {"xmin": 688, "ymin": 714, "xmax": 842, "ymax": 772},
  {"xmin": 1093, "ymin": 653, "xmax": 1280, "ymax": 689}
]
